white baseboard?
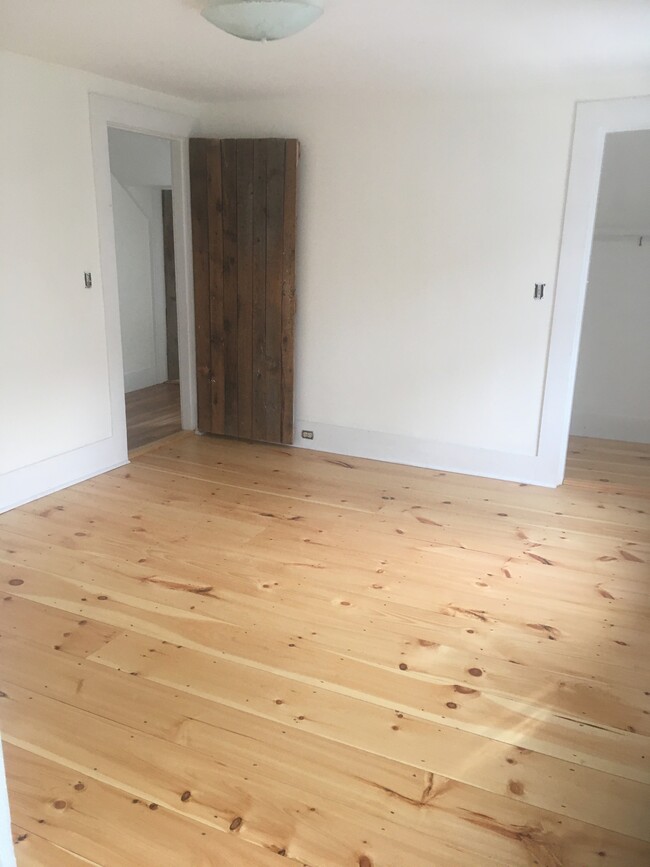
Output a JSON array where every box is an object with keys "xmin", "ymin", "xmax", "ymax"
[
  {"xmin": 0, "ymin": 437, "xmax": 128, "ymax": 514},
  {"xmin": 293, "ymin": 420, "xmax": 558, "ymax": 487},
  {"xmin": 570, "ymin": 412, "xmax": 650, "ymax": 444}
]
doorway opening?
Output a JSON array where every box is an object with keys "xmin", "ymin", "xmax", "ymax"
[
  {"xmin": 565, "ymin": 129, "xmax": 650, "ymax": 485},
  {"xmin": 534, "ymin": 95, "xmax": 650, "ymax": 487},
  {"xmin": 107, "ymin": 128, "xmax": 182, "ymax": 451}
]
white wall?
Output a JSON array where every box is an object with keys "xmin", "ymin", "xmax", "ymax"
[
  {"xmin": 200, "ymin": 89, "xmax": 650, "ymax": 475},
  {"xmin": 571, "ymin": 238, "xmax": 650, "ymax": 443},
  {"xmin": 0, "ymin": 50, "xmax": 201, "ymax": 512},
  {"xmin": 111, "ymin": 178, "xmax": 168, "ymax": 391},
  {"xmin": 595, "ymin": 129, "xmax": 650, "ymax": 236},
  {"xmin": 108, "ymin": 127, "xmax": 172, "ymax": 188},
  {"xmin": 109, "ymin": 129, "xmax": 172, "ymax": 393},
  {"xmin": 0, "ymin": 55, "xmax": 111, "ymax": 476}
]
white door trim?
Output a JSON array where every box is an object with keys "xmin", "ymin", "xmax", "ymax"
[
  {"xmin": 89, "ymin": 93, "xmax": 198, "ymax": 445},
  {"xmin": 537, "ymin": 94, "xmax": 650, "ymax": 486}
]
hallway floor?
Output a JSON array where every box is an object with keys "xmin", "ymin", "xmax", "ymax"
[{"xmin": 125, "ymin": 381, "xmax": 181, "ymax": 451}]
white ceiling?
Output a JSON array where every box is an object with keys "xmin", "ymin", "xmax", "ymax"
[{"xmin": 1, "ymin": 0, "xmax": 650, "ymax": 101}]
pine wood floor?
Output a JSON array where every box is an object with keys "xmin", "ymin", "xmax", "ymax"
[
  {"xmin": 0, "ymin": 434, "xmax": 649, "ymax": 866},
  {"xmin": 125, "ymin": 381, "xmax": 181, "ymax": 451}
]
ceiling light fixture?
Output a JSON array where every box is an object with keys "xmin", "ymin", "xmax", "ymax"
[{"xmin": 201, "ymin": 0, "xmax": 324, "ymax": 42}]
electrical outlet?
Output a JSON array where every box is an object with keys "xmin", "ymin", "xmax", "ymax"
[
  {"xmin": 533, "ymin": 283, "xmax": 545, "ymax": 299},
  {"xmin": 84, "ymin": 272, "xmax": 92, "ymax": 288},
  {"xmin": 301, "ymin": 430, "xmax": 314, "ymax": 440}
]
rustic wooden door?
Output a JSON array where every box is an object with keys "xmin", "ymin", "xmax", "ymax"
[
  {"xmin": 161, "ymin": 190, "xmax": 179, "ymax": 382},
  {"xmin": 189, "ymin": 138, "xmax": 298, "ymax": 444}
]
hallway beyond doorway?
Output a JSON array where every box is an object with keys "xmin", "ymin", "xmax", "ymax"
[{"xmin": 125, "ymin": 382, "xmax": 181, "ymax": 451}]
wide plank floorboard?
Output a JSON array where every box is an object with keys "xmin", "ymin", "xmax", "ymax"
[{"xmin": 1, "ymin": 434, "xmax": 649, "ymax": 865}]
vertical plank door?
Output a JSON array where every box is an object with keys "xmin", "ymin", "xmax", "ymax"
[
  {"xmin": 161, "ymin": 190, "xmax": 179, "ymax": 382},
  {"xmin": 189, "ymin": 138, "xmax": 298, "ymax": 444}
]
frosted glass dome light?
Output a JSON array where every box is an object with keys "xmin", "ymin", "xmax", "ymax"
[{"xmin": 201, "ymin": 0, "xmax": 324, "ymax": 42}]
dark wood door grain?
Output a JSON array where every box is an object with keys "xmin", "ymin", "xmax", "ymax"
[
  {"xmin": 188, "ymin": 139, "xmax": 211, "ymax": 434},
  {"xmin": 236, "ymin": 139, "xmax": 255, "ymax": 440},
  {"xmin": 206, "ymin": 140, "xmax": 226, "ymax": 434},
  {"xmin": 281, "ymin": 140, "xmax": 299, "ymax": 444},
  {"xmin": 264, "ymin": 139, "xmax": 285, "ymax": 445},
  {"xmin": 221, "ymin": 138, "xmax": 239, "ymax": 438},
  {"xmin": 252, "ymin": 140, "xmax": 268, "ymax": 442},
  {"xmin": 189, "ymin": 138, "xmax": 298, "ymax": 444},
  {"xmin": 161, "ymin": 190, "xmax": 179, "ymax": 383}
]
